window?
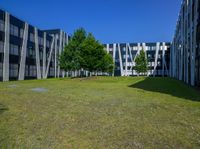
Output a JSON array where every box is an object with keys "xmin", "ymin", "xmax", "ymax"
[
  {"xmin": 50, "ymin": 67, "xmax": 54, "ymax": 76},
  {"xmin": 10, "ymin": 44, "xmax": 19, "ymax": 55},
  {"xmin": 20, "ymin": 28, "xmax": 24, "ymax": 38},
  {"xmin": 148, "ymin": 54, "xmax": 151, "ymax": 58},
  {"xmin": 0, "ymin": 41, "xmax": 4, "ymax": 53},
  {"xmin": 46, "ymin": 40, "xmax": 50, "ymax": 47},
  {"xmin": 30, "ymin": 33, "xmax": 34, "ymax": 42},
  {"xmin": 38, "ymin": 37, "xmax": 44, "ymax": 45},
  {"xmin": 123, "ymin": 47, "xmax": 126, "ymax": 52},
  {"xmin": 157, "ymin": 61, "xmax": 161, "ymax": 66},
  {"xmin": 39, "ymin": 49, "xmax": 43, "ymax": 60},
  {"xmin": 0, "ymin": 20, "xmax": 4, "ymax": 31},
  {"xmin": 28, "ymin": 47, "xmax": 35, "ymax": 59},
  {"xmin": 30, "ymin": 65, "xmax": 36, "ymax": 77},
  {"xmin": 0, "ymin": 63, "xmax": 2, "ymax": 77},
  {"xmin": 10, "ymin": 24, "xmax": 19, "ymax": 36},
  {"xmin": 25, "ymin": 65, "xmax": 29, "ymax": 77},
  {"xmin": 133, "ymin": 47, "xmax": 137, "ymax": 51},
  {"xmin": 127, "ymin": 66, "xmax": 131, "ymax": 70},
  {"xmin": 10, "ymin": 64, "xmax": 18, "ymax": 77}
]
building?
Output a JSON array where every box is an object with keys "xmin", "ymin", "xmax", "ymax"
[
  {"xmin": 105, "ymin": 42, "xmax": 170, "ymax": 76},
  {"xmin": 0, "ymin": 9, "xmax": 69, "ymax": 81},
  {"xmin": 170, "ymin": 0, "xmax": 200, "ymax": 86}
]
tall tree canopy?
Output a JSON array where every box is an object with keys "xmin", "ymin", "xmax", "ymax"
[
  {"xmin": 60, "ymin": 28, "xmax": 86, "ymax": 72},
  {"xmin": 60, "ymin": 28, "xmax": 114, "ymax": 77},
  {"xmin": 134, "ymin": 49, "xmax": 148, "ymax": 75}
]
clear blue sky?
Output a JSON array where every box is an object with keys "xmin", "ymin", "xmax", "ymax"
[{"xmin": 1, "ymin": 0, "xmax": 182, "ymax": 43}]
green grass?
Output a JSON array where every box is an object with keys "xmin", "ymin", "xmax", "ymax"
[{"xmin": 0, "ymin": 77, "xmax": 200, "ymax": 149}]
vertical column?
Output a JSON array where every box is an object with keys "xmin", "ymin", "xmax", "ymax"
[
  {"xmin": 169, "ymin": 42, "xmax": 173, "ymax": 77},
  {"xmin": 133, "ymin": 43, "xmax": 141, "ymax": 76},
  {"xmin": 174, "ymin": 42, "xmax": 177, "ymax": 79},
  {"xmin": 153, "ymin": 42, "xmax": 160, "ymax": 77},
  {"xmin": 142, "ymin": 43, "xmax": 146, "ymax": 51},
  {"xmin": 193, "ymin": 0, "xmax": 198, "ymax": 85},
  {"xmin": 179, "ymin": 43, "xmax": 183, "ymax": 80},
  {"xmin": 185, "ymin": 2, "xmax": 189, "ymax": 84},
  {"xmin": 45, "ymin": 35, "xmax": 55, "ymax": 79},
  {"xmin": 54, "ymin": 35, "xmax": 58, "ymax": 78},
  {"xmin": 181, "ymin": 7, "xmax": 186, "ymax": 82},
  {"xmin": 106, "ymin": 44, "xmax": 109, "ymax": 54},
  {"xmin": 128, "ymin": 44, "xmax": 134, "ymax": 73},
  {"xmin": 171, "ymin": 42, "xmax": 174, "ymax": 77},
  {"xmin": 3, "ymin": 12, "xmax": 10, "ymax": 82},
  {"xmin": 125, "ymin": 44, "xmax": 128, "ymax": 76},
  {"xmin": 34, "ymin": 27, "xmax": 41, "ymax": 79},
  {"xmin": 62, "ymin": 33, "xmax": 66, "ymax": 78},
  {"xmin": 57, "ymin": 30, "xmax": 63, "ymax": 78},
  {"xmin": 118, "ymin": 43, "xmax": 123, "ymax": 76},
  {"xmin": 134, "ymin": 43, "xmax": 141, "ymax": 62},
  {"xmin": 188, "ymin": 1, "xmax": 196, "ymax": 86},
  {"xmin": 18, "ymin": 23, "xmax": 28, "ymax": 80},
  {"xmin": 142, "ymin": 43, "xmax": 147, "ymax": 75},
  {"xmin": 42, "ymin": 32, "xmax": 46, "ymax": 79},
  {"xmin": 191, "ymin": 0, "xmax": 198, "ymax": 85},
  {"xmin": 162, "ymin": 42, "xmax": 165, "ymax": 77},
  {"xmin": 66, "ymin": 33, "xmax": 68, "ymax": 45},
  {"xmin": 113, "ymin": 43, "xmax": 116, "ymax": 76}
]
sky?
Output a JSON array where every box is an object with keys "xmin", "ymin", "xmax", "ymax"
[{"xmin": 0, "ymin": 0, "xmax": 182, "ymax": 43}]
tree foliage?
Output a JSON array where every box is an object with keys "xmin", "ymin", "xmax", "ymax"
[
  {"xmin": 134, "ymin": 49, "xmax": 148, "ymax": 75},
  {"xmin": 60, "ymin": 28, "xmax": 114, "ymax": 77},
  {"xmin": 60, "ymin": 28, "xmax": 86, "ymax": 72}
]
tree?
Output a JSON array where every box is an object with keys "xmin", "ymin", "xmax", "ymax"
[
  {"xmin": 134, "ymin": 49, "xmax": 148, "ymax": 76},
  {"xmin": 59, "ymin": 28, "xmax": 86, "ymax": 77},
  {"xmin": 60, "ymin": 28, "xmax": 114, "ymax": 77},
  {"xmin": 99, "ymin": 53, "xmax": 114, "ymax": 74},
  {"xmin": 80, "ymin": 33, "xmax": 114, "ymax": 76}
]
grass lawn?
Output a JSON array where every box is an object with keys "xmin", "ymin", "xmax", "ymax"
[{"xmin": 0, "ymin": 77, "xmax": 200, "ymax": 149}]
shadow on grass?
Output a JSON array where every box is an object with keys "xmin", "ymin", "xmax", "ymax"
[
  {"xmin": 0, "ymin": 104, "xmax": 9, "ymax": 114},
  {"xmin": 129, "ymin": 77, "xmax": 200, "ymax": 102}
]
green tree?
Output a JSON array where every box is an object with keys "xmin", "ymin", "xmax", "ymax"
[
  {"xmin": 80, "ymin": 33, "xmax": 113, "ymax": 76},
  {"xmin": 60, "ymin": 28, "xmax": 114, "ymax": 77},
  {"xmin": 99, "ymin": 54, "xmax": 114, "ymax": 74},
  {"xmin": 134, "ymin": 49, "xmax": 148, "ymax": 76},
  {"xmin": 59, "ymin": 28, "xmax": 86, "ymax": 77}
]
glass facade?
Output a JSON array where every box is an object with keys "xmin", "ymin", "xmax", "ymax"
[
  {"xmin": 0, "ymin": 9, "xmax": 69, "ymax": 81},
  {"xmin": 105, "ymin": 43, "xmax": 170, "ymax": 76}
]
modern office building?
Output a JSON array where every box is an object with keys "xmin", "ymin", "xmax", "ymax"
[
  {"xmin": 0, "ymin": 9, "xmax": 69, "ymax": 81},
  {"xmin": 105, "ymin": 42, "xmax": 170, "ymax": 76},
  {"xmin": 170, "ymin": 0, "xmax": 200, "ymax": 86}
]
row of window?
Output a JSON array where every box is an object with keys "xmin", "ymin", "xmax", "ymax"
[
  {"xmin": 111, "ymin": 46, "xmax": 168, "ymax": 52},
  {"xmin": 1, "ymin": 43, "xmax": 20, "ymax": 56},
  {"xmin": 10, "ymin": 44, "xmax": 19, "ymax": 55},
  {"xmin": 0, "ymin": 41, "xmax": 56, "ymax": 61},
  {"xmin": 0, "ymin": 62, "xmax": 57, "ymax": 78},
  {"xmin": 0, "ymin": 20, "xmax": 53, "ymax": 47},
  {"xmin": 0, "ymin": 20, "xmax": 4, "ymax": 31},
  {"xmin": 131, "ymin": 70, "xmax": 167, "ymax": 75},
  {"xmin": 120, "ymin": 53, "xmax": 164, "ymax": 60}
]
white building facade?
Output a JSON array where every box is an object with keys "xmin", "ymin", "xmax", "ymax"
[
  {"xmin": 170, "ymin": 0, "xmax": 200, "ymax": 86},
  {"xmin": 105, "ymin": 42, "xmax": 170, "ymax": 77}
]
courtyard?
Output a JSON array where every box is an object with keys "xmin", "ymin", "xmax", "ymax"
[{"xmin": 0, "ymin": 77, "xmax": 200, "ymax": 148}]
